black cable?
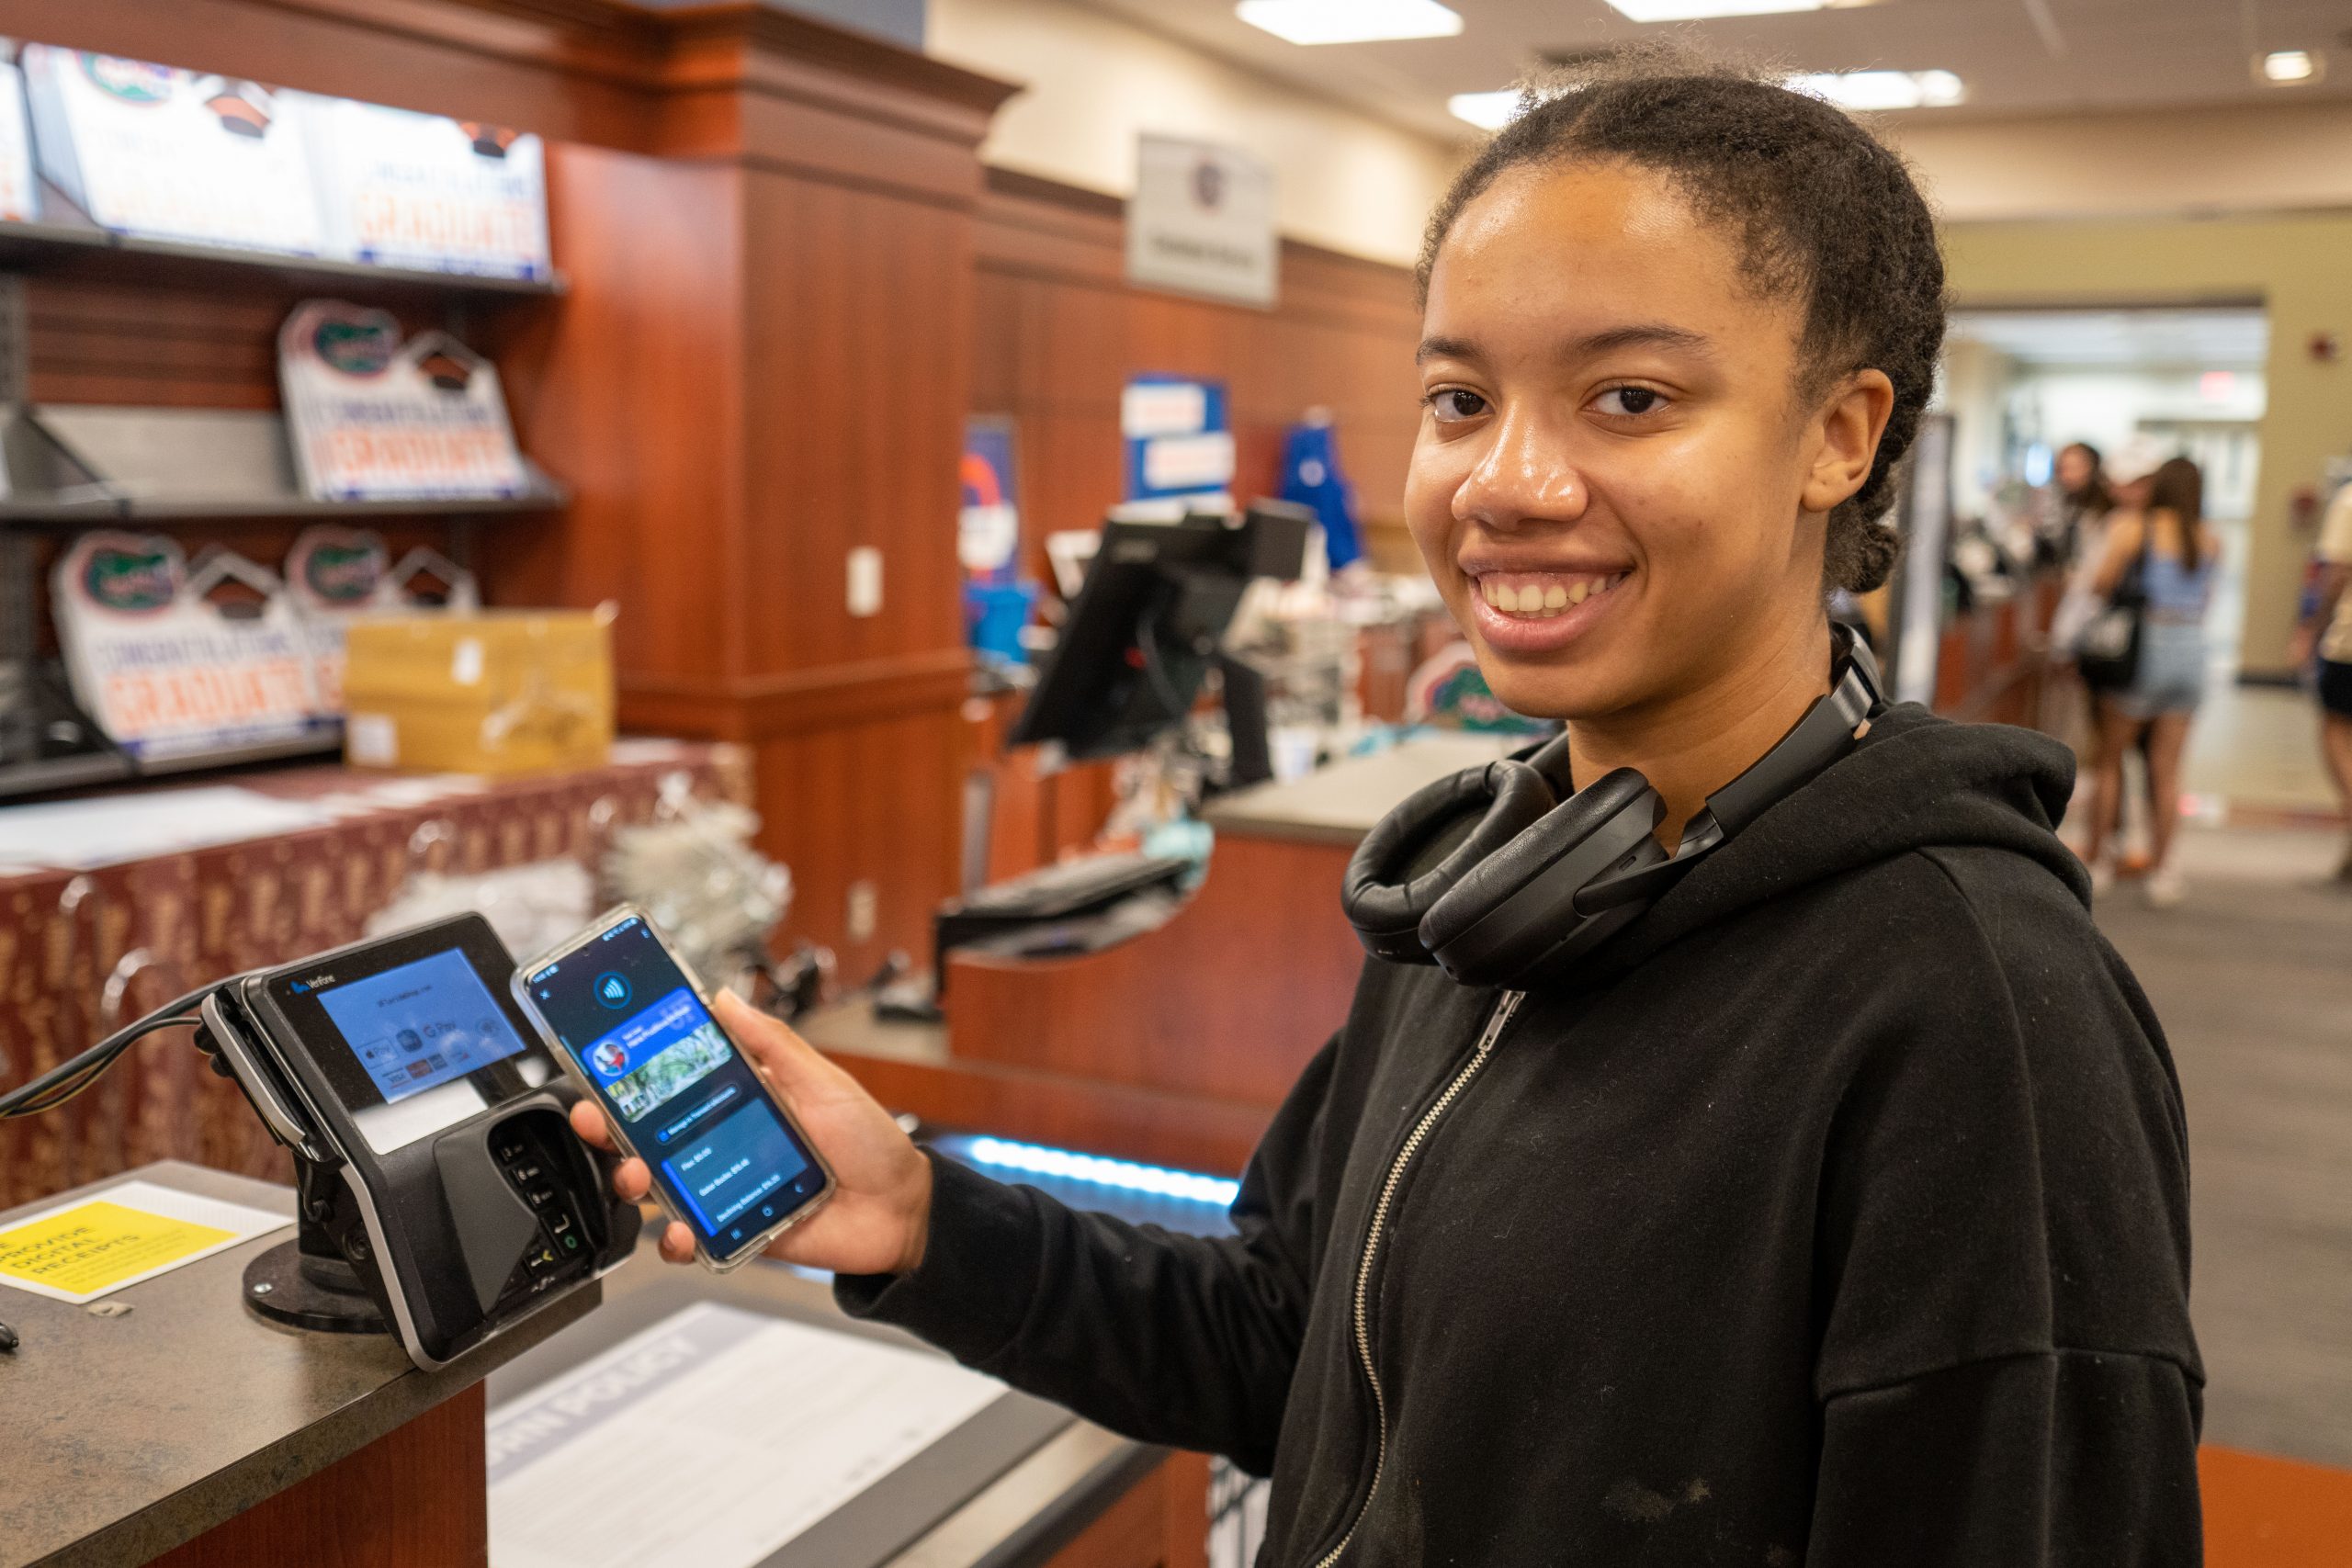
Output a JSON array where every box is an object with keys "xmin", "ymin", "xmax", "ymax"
[
  {"xmin": 2, "ymin": 1015, "xmax": 200, "ymax": 1118},
  {"xmin": 0, "ymin": 982, "xmax": 220, "ymax": 1119},
  {"xmin": 1135, "ymin": 606, "xmax": 1191, "ymax": 725}
]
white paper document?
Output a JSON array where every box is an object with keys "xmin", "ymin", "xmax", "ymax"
[
  {"xmin": 487, "ymin": 1301, "xmax": 1005, "ymax": 1568},
  {"xmin": 0, "ymin": 786, "xmax": 340, "ymax": 872}
]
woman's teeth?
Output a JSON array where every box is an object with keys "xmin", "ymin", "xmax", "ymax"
[{"xmin": 1476, "ymin": 572, "xmax": 1628, "ymax": 619}]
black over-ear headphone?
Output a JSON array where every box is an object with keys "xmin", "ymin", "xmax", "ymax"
[{"xmin": 1342, "ymin": 625, "xmax": 1883, "ymax": 989}]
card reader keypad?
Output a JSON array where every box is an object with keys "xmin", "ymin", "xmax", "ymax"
[{"xmin": 492, "ymin": 1125, "xmax": 594, "ymax": 1298}]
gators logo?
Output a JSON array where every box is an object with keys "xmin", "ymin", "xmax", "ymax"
[
  {"xmin": 82, "ymin": 546, "xmax": 177, "ymax": 613},
  {"xmin": 311, "ymin": 311, "xmax": 400, "ymax": 377},
  {"xmin": 80, "ymin": 53, "xmax": 174, "ymax": 105}
]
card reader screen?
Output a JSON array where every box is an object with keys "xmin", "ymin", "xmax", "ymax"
[{"xmin": 317, "ymin": 948, "xmax": 530, "ymax": 1106}]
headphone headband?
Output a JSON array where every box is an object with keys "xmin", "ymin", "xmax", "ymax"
[{"xmin": 1340, "ymin": 624, "xmax": 1883, "ymax": 989}]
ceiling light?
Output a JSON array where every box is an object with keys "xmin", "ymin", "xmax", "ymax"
[
  {"xmin": 1236, "ymin": 0, "xmax": 1463, "ymax": 45},
  {"xmin": 1605, "ymin": 0, "xmax": 1828, "ymax": 20},
  {"xmin": 2256, "ymin": 50, "xmax": 2321, "ymax": 85},
  {"xmin": 1449, "ymin": 90, "xmax": 1525, "ymax": 130},
  {"xmin": 1787, "ymin": 69, "xmax": 1967, "ymax": 110}
]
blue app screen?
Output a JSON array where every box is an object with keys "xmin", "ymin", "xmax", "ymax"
[{"xmin": 526, "ymin": 918, "xmax": 821, "ymax": 1258}]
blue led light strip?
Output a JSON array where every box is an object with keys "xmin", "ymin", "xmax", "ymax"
[{"xmin": 964, "ymin": 1136, "xmax": 1240, "ymax": 1207}]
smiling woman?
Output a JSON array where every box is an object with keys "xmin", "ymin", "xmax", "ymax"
[
  {"xmin": 585, "ymin": 43, "xmax": 2206, "ymax": 1568},
  {"xmin": 1403, "ymin": 54, "xmax": 1946, "ymax": 840}
]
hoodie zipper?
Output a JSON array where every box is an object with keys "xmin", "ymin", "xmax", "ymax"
[{"xmin": 1310, "ymin": 989, "xmax": 1525, "ymax": 1568}]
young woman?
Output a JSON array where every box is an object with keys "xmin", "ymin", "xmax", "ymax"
[
  {"xmin": 579, "ymin": 56, "xmax": 2201, "ymax": 1564},
  {"xmin": 2083, "ymin": 457, "xmax": 2220, "ymax": 907}
]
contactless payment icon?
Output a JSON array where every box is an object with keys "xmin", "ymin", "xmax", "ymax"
[{"xmin": 595, "ymin": 973, "xmax": 631, "ymax": 1009}]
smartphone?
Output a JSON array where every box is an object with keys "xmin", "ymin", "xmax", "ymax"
[{"xmin": 514, "ymin": 907, "xmax": 833, "ymax": 1270}]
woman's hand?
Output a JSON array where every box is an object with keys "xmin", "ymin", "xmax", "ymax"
[{"xmin": 569, "ymin": 988, "xmax": 933, "ymax": 1276}]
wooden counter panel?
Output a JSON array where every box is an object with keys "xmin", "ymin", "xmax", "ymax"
[
  {"xmin": 1039, "ymin": 1452, "xmax": 1211, "ymax": 1568},
  {"xmin": 146, "ymin": 1385, "xmax": 488, "ymax": 1568},
  {"xmin": 945, "ymin": 834, "xmax": 1363, "ymax": 1110}
]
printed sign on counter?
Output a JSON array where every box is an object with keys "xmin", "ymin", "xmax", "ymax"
[
  {"xmin": 22, "ymin": 44, "xmax": 322, "ymax": 254},
  {"xmin": 299, "ymin": 94, "xmax": 551, "ymax": 279},
  {"xmin": 489, "ymin": 1302, "xmax": 1003, "ymax": 1568},
  {"xmin": 1127, "ymin": 132, "xmax": 1276, "ymax": 309},
  {"xmin": 0, "ymin": 1179, "xmax": 289, "ymax": 1303},
  {"xmin": 279, "ymin": 299, "xmax": 530, "ymax": 501},
  {"xmin": 51, "ymin": 533, "xmax": 329, "ymax": 761}
]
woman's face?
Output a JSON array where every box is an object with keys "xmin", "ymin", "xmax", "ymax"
[
  {"xmin": 2055, "ymin": 446, "xmax": 2095, "ymax": 493},
  {"xmin": 1406, "ymin": 162, "xmax": 1882, "ymax": 722}
]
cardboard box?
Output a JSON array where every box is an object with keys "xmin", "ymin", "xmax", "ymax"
[{"xmin": 342, "ymin": 610, "xmax": 613, "ymax": 775}]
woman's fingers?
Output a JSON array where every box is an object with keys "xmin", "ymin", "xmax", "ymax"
[
  {"xmin": 611, "ymin": 1156, "xmax": 651, "ymax": 1202},
  {"xmin": 569, "ymin": 1099, "xmax": 615, "ymax": 1150}
]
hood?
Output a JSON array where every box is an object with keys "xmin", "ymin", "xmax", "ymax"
[{"xmin": 1574, "ymin": 703, "xmax": 2084, "ymax": 989}]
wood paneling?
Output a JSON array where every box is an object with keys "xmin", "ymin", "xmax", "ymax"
[
  {"xmin": 0, "ymin": 0, "xmax": 1017, "ymax": 973},
  {"xmin": 1038, "ymin": 1453, "xmax": 1212, "ymax": 1568},
  {"xmin": 968, "ymin": 167, "xmax": 1424, "ymax": 589},
  {"xmin": 948, "ymin": 832, "xmax": 1362, "ymax": 1109},
  {"xmin": 146, "ymin": 1385, "xmax": 486, "ymax": 1568}
]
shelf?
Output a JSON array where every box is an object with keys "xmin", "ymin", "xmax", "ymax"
[
  {"xmin": 0, "ymin": 489, "xmax": 569, "ymax": 530},
  {"xmin": 0, "ymin": 182, "xmax": 565, "ymax": 301},
  {"xmin": 0, "ymin": 733, "xmax": 346, "ymax": 801}
]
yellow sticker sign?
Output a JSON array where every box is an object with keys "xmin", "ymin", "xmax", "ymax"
[{"xmin": 0, "ymin": 1201, "xmax": 234, "ymax": 1298}]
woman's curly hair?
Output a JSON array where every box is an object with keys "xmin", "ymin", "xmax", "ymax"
[{"xmin": 1418, "ymin": 47, "xmax": 1946, "ymax": 594}]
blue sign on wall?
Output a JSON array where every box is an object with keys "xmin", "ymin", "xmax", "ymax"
[{"xmin": 1122, "ymin": 376, "xmax": 1233, "ymax": 506}]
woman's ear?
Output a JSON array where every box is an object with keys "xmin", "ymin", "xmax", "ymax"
[{"xmin": 1800, "ymin": 368, "xmax": 1895, "ymax": 514}]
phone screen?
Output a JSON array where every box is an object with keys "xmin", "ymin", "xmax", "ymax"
[{"xmin": 522, "ymin": 916, "xmax": 823, "ymax": 1262}]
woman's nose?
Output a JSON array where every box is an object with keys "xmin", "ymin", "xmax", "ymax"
[{"xmin": 1453, "ymin": 408, "xmax": 1585, "ymax": 529}]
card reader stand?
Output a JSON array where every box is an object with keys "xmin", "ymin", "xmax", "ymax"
[
  {"xmin": 242, "ymin": 1105, "xmax": 606, "ymax": 1335},
  {"xmin": 243, "ymin": 1158, "xmax": 390, "ymax": 1335}
]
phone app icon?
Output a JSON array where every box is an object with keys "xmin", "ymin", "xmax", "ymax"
[{"xmin": 595, "ymin": 973, "xmax": 631, "ymax": 1009}]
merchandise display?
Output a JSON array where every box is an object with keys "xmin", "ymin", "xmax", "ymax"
[
  {"xmin": 295, "ymin": 93, "xmax": 551, "ymax": 279},
  {"xmin": 284, "ymin": 526, "xmax": 481, "ymax": 716},
  {"xmin": 23, "ymin": 45, "xmax": 324, "ymax": 254},
  {"xmin": 279, "ymin": 301, "xmax": 533, "ymax": 502},
  {"xmin": 0, "ymin": 55, "xmax": 37, "ymax": 222},
  {"xmin": 50, "ymin": 533, "xmax": 329, "ymax": 763}
]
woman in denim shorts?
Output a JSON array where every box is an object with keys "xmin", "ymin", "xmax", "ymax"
[{"xmin": 2083, "ymin": 457, "xmax": 2217, "ymax": 907}]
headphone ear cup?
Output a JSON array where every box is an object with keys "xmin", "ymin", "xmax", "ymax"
[
  {"xmin": 1420, "ymin": 767, "xmax": 1665, "ymax": 987},
  {"xmin": 1343, "ymin": 761, "xmax": 1558, "ymax": 964}
]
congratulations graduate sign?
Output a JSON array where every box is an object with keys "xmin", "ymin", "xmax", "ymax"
[
  {"xmin": 280, "ymin": 300, "xmax": 530, "ymax": 501},
  {"xmin": 23, "ymin": 45, "xmax": 323, "ymax": 254},
  {"xmin": 51, "ymin": 534, "xmax": 327, "ymax": 761},
  {"xmin": 298, "ymin": 94, "xmax": 551, "ymax": 280}
]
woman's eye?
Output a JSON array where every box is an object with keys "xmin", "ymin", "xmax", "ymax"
[
  {"xmin": 1426, "ymin": 389, "xmax": 1488, "ymax": 423},
  {"xmin": 1594, "ymin": 386, "xmax": 1667, "ymax": 417}
]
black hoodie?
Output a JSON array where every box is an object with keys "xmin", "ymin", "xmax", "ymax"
[{"xmin": 839, "ymin": 706, "xmax": 2203, "ymax": 1566}]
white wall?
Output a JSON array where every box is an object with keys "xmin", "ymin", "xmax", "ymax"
[
  {"xmin": 1888, "ymin": 100, "xmax": 2352, "ymax": 224},
  {"xmin": 2007, "ymin": 368, "xmax": 2267, "ymax": 458},
  {"xmin": 926, "ymin": 0, "xmax": 1462, "ymax": 267}
]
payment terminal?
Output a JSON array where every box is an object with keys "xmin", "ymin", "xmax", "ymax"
[{"xmin": 196, "ymin": 914, "xmax": 639, "ymax": 1370}]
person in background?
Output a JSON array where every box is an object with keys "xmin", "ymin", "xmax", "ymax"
[
  {"xmin": 2044, "ymin": 440, "xmax": 2113, "ymax": 569},
  {"xmin": 2083, "ymin": 457, "xmax": 2218, "ymax": 906},
  {"xmin": 2044, "ymin": 441, "xmax": 2118, "ymax": 754},
  {"xmin": 2289, "ymin": 477, "xmax": 2352, "ymax": 882}
]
